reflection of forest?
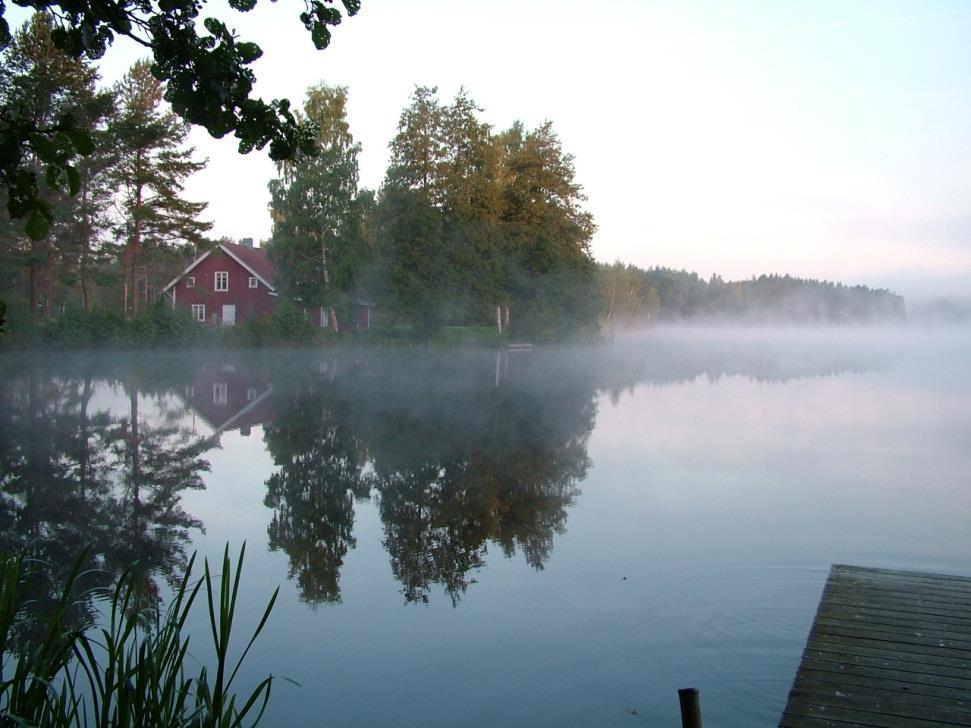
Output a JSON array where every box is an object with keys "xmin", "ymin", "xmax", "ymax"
[
  {"xmin": 259, "ymin": 337, "xmax": 890, "ymax": 605},
  {"xmin": 0, "ymin": 355, "xmax": 211, "ymax": 640},
  {"xmin": 0, "ymin": 336, "xmax": 892, "ymax": 615},
  {"xmin": 263, "ymin": 351, "xmax": 597, "ymax": 606}
]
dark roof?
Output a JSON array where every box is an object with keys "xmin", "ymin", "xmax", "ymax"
[{"xmin": 222, "ymin": 242, "xmax": 276, "ymax": 288}]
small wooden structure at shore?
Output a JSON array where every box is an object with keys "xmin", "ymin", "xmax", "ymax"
[{"xmin": 780, "ymin": 563, "xmax": 971, "ymax": 727}]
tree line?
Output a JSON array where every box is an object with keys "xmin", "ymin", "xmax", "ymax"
[
  {"xmin": 0, "ymin": 14, "xmax": 211, "ymax": 330},
  {"xmin": 1, "ymin": 13, "xmax": 906, "ymax": 345},
  {"xmin": 1, "ymin": 13, "xmax": 600, "ymax": 342},
  {"xmin": 267, "ymin": 83, "xmax": 600, "ymax": 339},
  {"xmin": 600, "ymin": 262, "xmax": 906, "ymax": 327}
]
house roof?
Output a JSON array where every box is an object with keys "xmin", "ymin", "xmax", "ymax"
[
  {"xmin": 222, "ymin": 242, "xmax": 276, "ymax": 288},
  {"xmin": 162, "ymin": 242, "xmax": 276, "ymax": 293}
]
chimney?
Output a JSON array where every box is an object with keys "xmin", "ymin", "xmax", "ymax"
[{"xmin": 240, "ymin": 237, "xmax": 254, "ymax": 248}]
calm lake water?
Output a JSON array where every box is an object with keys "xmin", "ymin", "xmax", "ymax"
[{"xmin": 2, "ymin": 327, "xmax": 970, "ymax": 727}]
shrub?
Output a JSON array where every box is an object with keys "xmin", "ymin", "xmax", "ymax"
[{"xmin": 268, "ymin": 302, "xmax": 315, "ymax": 345}]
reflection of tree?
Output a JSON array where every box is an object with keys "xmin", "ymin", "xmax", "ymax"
[
  {"xmin": 362, "ymin": 355, "xmax": 595, "ymax": 604},
  {"xmin": 261, "ymin": 351, "xmax": 597, "ymax": 606},
  {"xmin": 0, "ymin": 371, "xmax": 117, "ymax": 640},
  {"xmin": 0, "ymin": 362, "xmax": 211, "ymax": 639},
  {"xmin": 101, "ymin": 378, "xmax": 208, "ymax": 606},
  {"xmin": 263, "ymin": 382, "xmax": 371, "ymax": 605}
]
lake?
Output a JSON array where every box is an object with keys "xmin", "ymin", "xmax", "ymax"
[{"xmin": 2, "ymin": 326, "xmax": 970, "ymax": 727}]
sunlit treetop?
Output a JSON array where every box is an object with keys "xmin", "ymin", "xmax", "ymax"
[{"xmin": 0, "ymin": 0, "xmax": 360, "ymax": 238}]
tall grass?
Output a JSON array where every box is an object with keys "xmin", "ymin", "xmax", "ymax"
[{"xmin": 0, "ymin": 544, "xmax": 279, "ymax": 727}]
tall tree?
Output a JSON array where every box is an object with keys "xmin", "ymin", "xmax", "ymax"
[
  {"xmin": 376, "ymin": 87, "xmax": 504, "ymax": 335},
  {"xmin": 110, "ymin": 59, "xmax": 210, "ymax": 316},
  {"xmin": 497, "ymin": 120, "xmax": 599, "ymax": 338},
  {"xmin": 375, "ymin": 88, "xmax": 599, "ymax": 339},
  {"xmin": 0, "ymin": 13, "xmax": 111, "ymax": 318},
  {"xmin": 267, "ymin": 83, "xmax": 365, "ymax": 331}
]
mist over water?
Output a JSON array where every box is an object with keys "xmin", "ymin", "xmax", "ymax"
[{"xmin": 2, "ymin": 326, "xmax": 970, "ymax": 726}]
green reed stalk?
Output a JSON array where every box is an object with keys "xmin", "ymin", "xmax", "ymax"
[{"xmin": 0, "ymin": 543, "xmax": 279, "ymax": 728}]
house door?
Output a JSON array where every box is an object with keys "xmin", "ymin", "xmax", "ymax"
[{"xmin": 222, "ymin": 304, "xmax": 236, "ymax": 326}]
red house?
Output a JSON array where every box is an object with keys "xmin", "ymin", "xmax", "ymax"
[{"xmin": 162, "ymin": 240, "xmax": 371, "ymax": 329}]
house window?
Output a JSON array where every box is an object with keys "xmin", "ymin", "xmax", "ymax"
[
  {"xmin": 248, "ymin": 276, "xmax": 258, "ymax": 289},
  {"xmin": 215, "ymin": 271, "xmax": 229, "ymax": 291},
  {"xmin": 320, "ymin": 307, "xmax": 329, "ymax": 328},
  {"xmin": 213, "ymin": 383, "xmax": 228, "ymax": 405},
  {"xmin": 184, "ymin": 385, "xmax": 194, "ymax": 398},
  {"xmin": 186, "ymin": 276, "xmax": 195, "ymax": 288},
  {"xmin": 246, "ymin": 388, "xmax": 257, "ymax": 401},
  {"xmin": 191, "ymin": 304, "xmax": 205, "ymax": 321}
]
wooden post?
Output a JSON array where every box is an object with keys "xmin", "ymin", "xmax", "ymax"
[{"xmin": 678, "ymin": 688, "xmax": 703, "ymax": 728}]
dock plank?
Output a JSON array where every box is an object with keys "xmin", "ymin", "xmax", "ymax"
[{"xmin": 780, "ymin": 564, "xmax": 971, "ymax": 727}]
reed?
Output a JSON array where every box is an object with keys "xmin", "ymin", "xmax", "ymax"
[{"xmin": 0, "ymin": 543, "xmax": 279, "ymax": 727}]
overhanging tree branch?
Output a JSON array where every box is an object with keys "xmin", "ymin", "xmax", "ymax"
[{"xmin": 1, "ymin": 0, "xmax": 361, "ymax": 238}]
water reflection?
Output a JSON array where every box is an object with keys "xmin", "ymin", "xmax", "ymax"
[
  {"xmin": 259, "ymin": 352, "xmax": 597, "ymax": 605},
  {"xmin": 0, "ymin": 333, "xmax": 895, "ymax": 615},
  {"xmin": 0, "ymin": 359, "xmax": 211, "ymax": 640}
]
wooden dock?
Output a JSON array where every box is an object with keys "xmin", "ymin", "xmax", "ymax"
[{"xmin": 780, "ymin": 564, "xmax": 971, "ymax": 727}]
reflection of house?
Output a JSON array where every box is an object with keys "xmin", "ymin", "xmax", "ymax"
[
  {"xmin": 162, "ymin": 239, "xmax": 372, "ymax": 329},
  {"xmin": 179, "ymin": 365, "xmax": 274, "ymax": 437}
]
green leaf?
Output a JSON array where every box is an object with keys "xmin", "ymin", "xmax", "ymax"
[
  {"xmin": 236, "ymin": 41, "xmax": 262, "ymax": 63},
  {"xmin": 26, "ymin": 208, "xmax": 49, "ymax": 240},
  {"xmin": 29, "ymin": 133, "xmax": 60, "ymax": 162},
  {"xmin": 66, "ymin": 166, "xmax": 82, "ymax": 196},
  {"xmin": 310, "ymin": 22, "xmax": 331, "ymax": 50},
  {"xmin": 65, "ymin": 128, "xmax": 95, "ymax": 155},
  {"xmin": 204, "ymin": 17, "xmax": 226, "ymax": 36}
]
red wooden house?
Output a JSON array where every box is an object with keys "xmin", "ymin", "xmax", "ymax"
[{"xmin": 162, "ymin": 240, "xmax": 371, "ymax": 329}]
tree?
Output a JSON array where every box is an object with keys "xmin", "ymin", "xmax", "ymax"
[
  {"xmin": 0, "ymin": 0, "xmax": 361, "ymax": 239},
  {"xmin": 267, "ymin": 83, "xmax": 366, "ymax": 331},
  {"xmin": 0, "ymin": 13, "xmax": 112, "ymax": 317},
  {"xmin": 497, "ymin": 121, "xmax": 599, "ymax": 338},
  {"xmin": 110, "ymin": 59, "xmax": 210, "ymax": 316},
  {"xmin": 376, "ymin": 87, "xmax": 506, "ymax": 335}
]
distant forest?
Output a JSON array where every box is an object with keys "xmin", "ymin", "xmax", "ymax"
[{"xmin": 600, "ymin": 263, "xmax": 906, "ymax": 326}]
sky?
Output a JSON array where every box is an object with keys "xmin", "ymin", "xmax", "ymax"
[{"xmin": 12, "ymin": 0, "xmax": 971, "ymax": 298}]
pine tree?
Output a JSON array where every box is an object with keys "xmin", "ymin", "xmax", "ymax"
[{"xmin": 110, "ymin": 60, "xmax": 210, "ymax": 316}]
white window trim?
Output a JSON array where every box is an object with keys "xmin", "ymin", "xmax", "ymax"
[
  {"xmin": 191, "ymin": 304, "xmax": 205, "ymax": 322},
  {"xmin": 248, "ymin": 276, "xmax": 258, "ymax": 288},
  {"xmin": 215, "ymin": 271, "xmax": 229, "ymax": 292},
  {"xmin": 186, "ymin": 276, "xmax": 195, "ymax": 288},
  {"xmin": 213, "ymin": 383, "xmax": 228, "ymax": 405}
]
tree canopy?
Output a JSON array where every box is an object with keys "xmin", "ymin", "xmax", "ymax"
[
  {"xmin": 376, "ymin": 86, "xmax": 599, "ymax": 339},
  {"xmin": 0, "ymin": 0, "xmax": 361, "ymax": 238},
  {"xmin": 267, "ymin": 82, "xmax": 368, "ymax": 331}
]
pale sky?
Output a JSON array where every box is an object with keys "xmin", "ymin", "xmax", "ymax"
[{"xmin": 12, "ymin": 0, "xmax": 971, "ymax": 297}]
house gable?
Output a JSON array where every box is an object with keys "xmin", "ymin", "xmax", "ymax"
[{"xmin": 165, "ymin": 245, "xmax": 277, "ymax": 324}]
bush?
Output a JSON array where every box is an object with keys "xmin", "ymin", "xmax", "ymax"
[
  {"xmin": 150, "ymin": 303, "xmax": 201, "ymax": 347},
  {"xmin": 268, "ymin": 302, "xmax": 315, "ymax": 345}
]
